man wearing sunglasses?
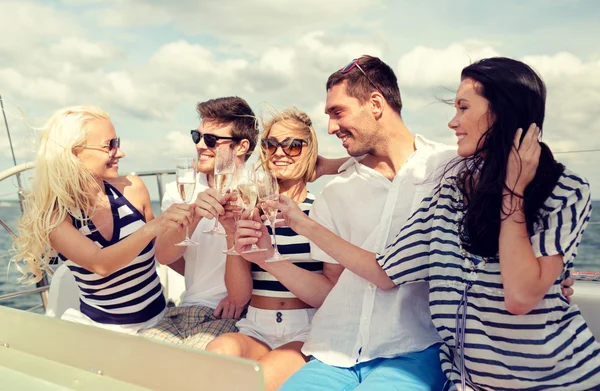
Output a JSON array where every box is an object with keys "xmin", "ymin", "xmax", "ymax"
[
  {"xmin": 277, "ymin": 57, "xmax": 576, "ymax": 391},
  {"xmin": 141, "ymin": 96, "xmax": 259, "ymax": 349}
]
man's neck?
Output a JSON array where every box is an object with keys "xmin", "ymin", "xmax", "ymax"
[
  {"xmin": 207, "ymin": 173, "xmax": 215, "ymax": 188},
  {"xmin": 361, "ymin": 117, "xmax": 416, "ymax": 181}
]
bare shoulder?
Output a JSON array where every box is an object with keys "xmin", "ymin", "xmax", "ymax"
[
  {"xmin": 107, "ymin": 175, "xmax": 147, "ymax": 193},
  {"xmin": 107, "ymin": 175, "xmax": 150, "ymax": 212}
]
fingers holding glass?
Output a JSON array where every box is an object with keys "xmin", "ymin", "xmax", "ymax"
[
  {"xmin": 203, "ymin": 146, "xmax": 236, "ymax": 235},
  {"xmin": 174, "ymin": 158, "xmax": 198, "ymax": 246}
]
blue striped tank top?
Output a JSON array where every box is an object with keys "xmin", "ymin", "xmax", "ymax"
[
  {"xmin": 252, "ymin": 193, "xmax": 323, "ymax": 298},
  {"xmin": 59, "ymin": 181, "xmax": 166, "ymax": 325}
]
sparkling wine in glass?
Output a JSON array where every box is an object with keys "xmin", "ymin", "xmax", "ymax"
[
  {"xmin": 223, "ymin": 169, "xmax": 242, "ymax": 255},
  {"xmin": 255, "ymin": 166, "xmax": 287, "ymax": 261},
  {"xmin": 239, "ymin": 167, "xmax": 267, "ymax": 254},
  {"xmin": 203, "ymin": 146, "xmax": 237, "ymax": 235},
  {"xmin": 174, "ymin": 158, "xmax": 198, "ymax": 246}
]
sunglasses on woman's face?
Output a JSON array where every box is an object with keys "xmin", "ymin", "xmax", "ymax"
[
  {"xmin": 81, "ymin": 137, "xmax": 121, "ymax": 158},
  {"xmin": 261, "ymin": 137, "xmax": 308, "ymax": 157},
  {"xmin": 190, "ymin": 130, "xmax": 240, "ymax": 148}
]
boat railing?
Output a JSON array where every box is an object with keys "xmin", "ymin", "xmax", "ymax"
[
  {"xmin": 1, "ymin": 161, "xmax": 600, "ymax": 313},
  {"xmin": 0, "ymin": 162, "xmax": 175, "ymax": 313}
]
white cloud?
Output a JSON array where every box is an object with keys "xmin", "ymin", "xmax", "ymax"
[
  {"xmin": 397, "ymin": 42, "xmax": 500, "ymax": 87},
  {"xmin": 85, "ymin": 0, "xmax": 383, "ymax": 46},
  {"xmin": 260, "ymin": 48, "xmax": 296, "ymax": 76},
  {"xmin": 1, "ymin": 0, "xmax": 599, "ymax": 201}
]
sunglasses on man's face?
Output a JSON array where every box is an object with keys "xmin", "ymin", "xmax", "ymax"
[
  {"xmin": 190, "ymin": 130, "xmax": 240, "ymax": 148},
  {"xmin": 261, "ymin": 137, "xmax": 308, "ymax": 158},
  {"xmin": 81, "ymin": 137, "xmax": 121, "ymax": 158},
  {"xmin": 341, "ymin": 58, "xmax": 384, "ymax": 95}
]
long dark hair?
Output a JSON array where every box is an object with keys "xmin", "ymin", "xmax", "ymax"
[{"xmin": 453, "ymin": 57, "xmax": 564, "ymax": 258}]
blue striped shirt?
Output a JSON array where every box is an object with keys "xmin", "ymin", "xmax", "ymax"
[
  {"xmin": 377, "ymin": 170, "xmax": 600, "ymax": 390},
  {"xmin": 252, "ymin": 193, "xmax": 323, "ymax": 298},
  {"xmin": 59, "ymin": 182, "xmax": 166, "ymax": 325}
]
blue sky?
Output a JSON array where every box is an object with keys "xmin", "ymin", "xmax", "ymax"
[{"xmin": 1, "ymin": 0, "xmax": 599, "ymax": 200}]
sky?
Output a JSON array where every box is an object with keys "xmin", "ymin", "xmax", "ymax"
[{"xmin": 1, "ymin": 0, "xmax": 599, "ymax": 201}]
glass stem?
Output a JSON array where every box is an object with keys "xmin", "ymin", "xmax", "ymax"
[
  {"xmin": 211, "ymin": 217, "xmax": 219, "ymax": 230},
  {"xmin": 232, "ymin": 215, "xmax": 239, "ymax": 247},
  {"xmin": 185, "ymin": 226, "xmax": 190, "ymax": 240},
  {"xmin": 270, "ymin": 216, "xmax": 279, "ymax": 253}
]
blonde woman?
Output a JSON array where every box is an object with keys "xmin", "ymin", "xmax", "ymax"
[
  {"xmin": 12, "ymin": 106, "xmax": 194, "ymax": 334},
  {"xmin": 206, "ymin": 108, "xmax": 345, "ymax": 391}
]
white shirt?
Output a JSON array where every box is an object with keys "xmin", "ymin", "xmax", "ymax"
[
  {"xmin": 302, "ymin": 135, "xmax": 458, "ymax": 367},
  {"xmin": 161, "ymin": 173, "xmax": 227, "ymax": 309}
]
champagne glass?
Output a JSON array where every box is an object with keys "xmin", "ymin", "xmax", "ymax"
[
  {"xmin": 255, "ymin": 165, "xmax": 288, "ymax": 262},
  {"xmin": 223, "ymin": 168, "xmax": 242, "ymax": 255},
  {"xmin": 238, "ymin": 166, "xmax": 267, "ymax": 254},
  {"xmin": 203, "ymin": 146, "xmax": 237, "ymax": 235},
  {"xmin": 174, "ymin": 158, "xmax": 198, "ymax": 246}
]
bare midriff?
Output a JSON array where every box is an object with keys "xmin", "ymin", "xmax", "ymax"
[{"xmin": 250, "ymin": 295, "xmax": 312, "ymax": 310}]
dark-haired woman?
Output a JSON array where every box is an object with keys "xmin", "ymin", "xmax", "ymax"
[{"xmin": 256, "ymin": 57, "xmax": 600, "ymax": 390}]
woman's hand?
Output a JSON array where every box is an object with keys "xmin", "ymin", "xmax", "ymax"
[
  {"xmin": 218, "ymin": 193, "xmax": 242, "ymax": 235},
  {"xmin": 234, "ymin": 210, "xmax": 274, "ymax": 264},
  {"xmin": 146, "ymin": 203, "xmax": 195, "ymax": 237},
  {"xmin": 505, "ymin": 123, "xmax": 541, "ymax": 196}
]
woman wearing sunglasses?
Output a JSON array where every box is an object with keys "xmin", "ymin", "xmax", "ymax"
[
  {"xmin": 206, "ymin": 107, "xmax": 345, "ymax": 391},
  {"xmin": 12, "ymin": 106, "xmax": 195, "ymax": 334}
]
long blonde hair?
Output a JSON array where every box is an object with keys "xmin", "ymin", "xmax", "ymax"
[
  {"xmin": 259, "ymin": 107, "xmax": 318, "ymax": 183},
  {"xmin": 12, "ymin": 106, "xmax": 111, "ymax": 283}
]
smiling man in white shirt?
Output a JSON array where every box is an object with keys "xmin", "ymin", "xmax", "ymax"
[
  {"xmin": 141, "ymin": 96, "xmax": 259, "ymax": 349},
  {"xmin": 277, "ymin": 56, "xmax": 453, "ymax": 391}
]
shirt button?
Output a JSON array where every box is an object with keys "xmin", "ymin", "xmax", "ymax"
[
  {"xmin": 362, "ymin": 316, "xmax": 368, "ymax": 321},
  {"xmin": 368, "ymin": 283, "xmax": 375, "ymax": 289}
]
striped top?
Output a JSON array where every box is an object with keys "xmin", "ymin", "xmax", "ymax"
[
  {"xmin": 252, "ymin": 193, "xmax": 323, "ymax": 298},
  {"xmin": 377, "ymin": 170, "xmax": 600, "ymax": 390},
  {"xmin": 59, "ymin": 182, "xmax": 166, "ymax": 326}
]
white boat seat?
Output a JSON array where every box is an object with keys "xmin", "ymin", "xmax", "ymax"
[{"xmin": 45, "ymin": 264, "xmax": 79, "ymax": 318}]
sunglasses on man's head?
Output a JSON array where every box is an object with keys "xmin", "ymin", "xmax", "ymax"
[
  {"xmin": 190, "ymin": 130, "xmax": 240, "ymax": 148},
  {"xmin": 81, "ymin": 137, "xmax": 120, "ymax": 158},
  {"xmin": 261, "ymin": 137, "xmax": 308, "ymax": 157},
  {"xmin": 341, "ymin": 58, "xmax": 384, "ymax": 95}
]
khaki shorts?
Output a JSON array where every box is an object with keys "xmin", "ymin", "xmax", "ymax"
[{"xmin": 140, "ymin": 305, "xmax": 238, "ymax": 349}]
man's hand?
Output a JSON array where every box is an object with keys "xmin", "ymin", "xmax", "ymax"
[
  {"xmin": 214, "ymin": 295, "xmax": 246, "ymax": 319},
  {"xmin": 561, "ymin": 277, "xmax": 575, "ymax": 303},
  {"xmin": 194, "ymin": 188, "xmax": 232, "ymax": 221},
  {"xmin": 266, "ymin": 194, "xmax": 312, "ymax": 233}
]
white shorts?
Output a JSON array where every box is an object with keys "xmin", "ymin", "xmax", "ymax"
[
  {"xmin": 61, "ymin": 307, "xmax": 165, "ymax": 335},
  {"xmin": 236, "ymin": 306, "xmax": 316, "ymax": 350}
]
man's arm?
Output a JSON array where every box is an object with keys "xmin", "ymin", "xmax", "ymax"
[
  {"xmin": 223, "ymin": 234, "xmax": 253, "ymax": 309},
  {"xmin": 168, "ymin": 256, "xmax": 186, "ymax": 276}
]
